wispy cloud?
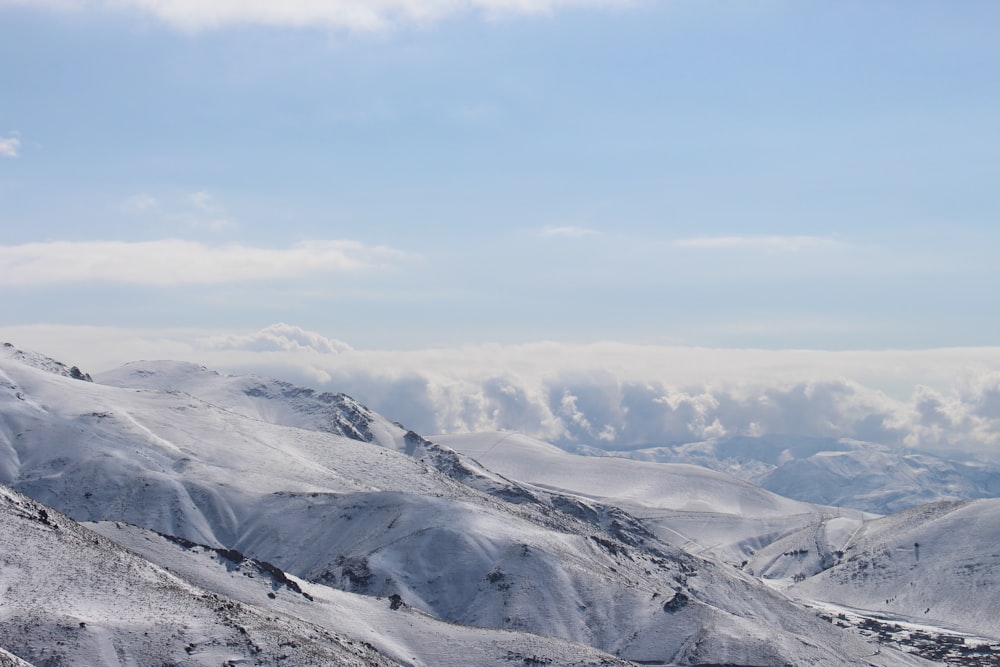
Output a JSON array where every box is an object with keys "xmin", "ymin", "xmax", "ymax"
[
  {"xmin": 122, "ymin": 190, "xmax": 236, "ymax": 231},
  {"xmin": 0, "ymin": 135, "xmax": 20, "ymax": 158},
  {"xmin": 673, "ymin": 235, "xmax": 844, "ymax": 252},
  {"xmin": 0, "ymin": 239, "xmax": 408, "ymax": 286},
  {"xmin": 183, "ymin": 190, "xmax": 235, "ymax": 231},
  {"xmin": 539, "ymin": 226, "xmax": 601, "ymax": 239},
  {"xmin": 11, "ymin": 0, "xmax": 629, "ymax": 31},
  {"xmin": 122, "ymin": 193, "xmax": 160, "ymax": 212}
]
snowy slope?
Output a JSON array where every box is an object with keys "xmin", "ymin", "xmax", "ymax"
[
  {"xmin": 0, "ymin": 346, "xmax": 928, "ymax": 666},
  {"xmin": 89, "ymin": 520, "xmax": 638, "ymax": 667},
  {"xmin": 0, "ymin": 484, "xmax": 397, "ymax": 667},
  {"xmin": 2, "ymin": 477, "xmax": 631, "ymax": 667},
  {"xmin": 607, "ymin": 434, "xmax": 1000, "ymax": 514},
  {"xmin": 744, "ymin": 514, "xmax": 862, "ymax": 581},
  {"xmin": 97, "ymin": 360, "xmax": 409, "ymax": 450},
  {"xmin": 436, "ymin": 431, "xmax": 824, "ymax": 517},
  {"xmin": 760, "ymin": 447, "xmax": 1000, "ymax": 514},
  {"xmin": 791, "ymin": 498, "xmax": 1000, "ymax": 640},
  {"xmin": 0, "ymin": 647, "xmax": 32, "ymax": 667},
  {"xmin": 435, "ymin": 431, "xmax": 853, "ymax": 567},
  {"xmin": 0, "ymin": 341, "xmax": 93, "ymax": 382}
]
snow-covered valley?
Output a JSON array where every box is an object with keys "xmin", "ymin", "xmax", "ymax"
[{"xmin": 2, "ymin": 343, "xmax": 997, "ymax": 665}]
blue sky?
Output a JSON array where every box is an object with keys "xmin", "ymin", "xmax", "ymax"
[
  {"xmin": 2, "ymin": 1, "xmax": 1000, "ymax": 453},
  {"xmin": 2, "ymin": 0, "xmax": 998, "ymax": 352}
]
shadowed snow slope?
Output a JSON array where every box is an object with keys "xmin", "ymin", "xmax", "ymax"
[
  {"xmin": 0, "ymin": 484, "xmax": 396, "ymax": 667},
  {"xmin": 0, "ymin": 346, "xmax": 929, "ymax": 666},
  {"xmin": 88, "ymin": 520, "xmax": 636, "ymax": 667},
  {"xmin": 0, "ymin": 647, "xmax": 32, "ymax": 667}
]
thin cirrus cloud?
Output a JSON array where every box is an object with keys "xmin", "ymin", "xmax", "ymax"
[
  {"xmin": 7, "ymin": 0, "xmax": 629, "ymax": 31},
  {"xmin": 0, "ymin": 239, "xmax": 409, "ymax": 286},
  {"xmin": 123, "ymin": 190, "xmax": 236, "ymax": 232},
  {"xmin": 539, "ymin": 225, "xmax": 601, "ymax": 239},
  {"xmin": 121, "ymin": 194, "xmax": 160, "ymax": 213},
  {"xmin": 672, "ymin": 235, "xmax": 845, "ymax": 252}
]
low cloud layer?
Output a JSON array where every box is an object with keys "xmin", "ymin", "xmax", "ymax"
[
  {"xmin": 0, "ymin": 240, "xmax": 408, "ymax": 286},
  {"xmin": 5, "ymin": 324, "xmax": 1000, "ymax": 459},
  {"xmin": 6, "ymin": 0, "xmax": 627, "ymax": 31}
]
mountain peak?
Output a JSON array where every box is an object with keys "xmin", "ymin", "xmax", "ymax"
[{"xmin": 2, "ymin": 342, "xmax": 92, "ymax": 382}]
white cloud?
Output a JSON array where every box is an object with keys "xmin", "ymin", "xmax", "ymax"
[
  {"xmin": 0, "ymin": 239, "xmax": 408, "ymax": 286},
  {"xmin": 4, "ymin": 323, "xmax": 1000, "ymax": 458},
  {"xmin": 200, "ymin": 322, "xmax": 353, "ymax": 354},
  {"xmin": 672, "ymin": 235, "xmax": 844, "ymax": 252},
  {"xmin": 10, "ymin": 0, "xmax": 628, "ymax": 31},
  {"xmin": 0, "ymin": 136, "xmax": 20, "ymax": 158},
  {"xmin": 539, "ymin": 225, "xmax": 601, "ymax": 239}
]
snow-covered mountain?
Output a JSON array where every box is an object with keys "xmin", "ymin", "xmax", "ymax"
[
  {"xmin": 96, "ymin": 359, "xmax": 409, "ymax": 449},
  {"xmin": 0, "ymin": 484, "xmax": 395, "ymax": 667},
  {"xmin": 790, "ymin": 498, "xmax": 1000, "ymax": 640},
  {"xmin": 0, "ymin": 343, "xmax": 975, "ymax": 665},
  {"xmin": 87, "ymin": 520, "xmax": 642, "ymax": 667},
  {"xmin": 598, "ymin": 434, "xmax": 1000, "ymax": 514},
  {"xmin": 435, "ymin": 431, "xmax": 854, "ymax": 567}
]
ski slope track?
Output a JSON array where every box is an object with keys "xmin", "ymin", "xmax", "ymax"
[{"xmin": 0, "ymin": 344, "xmax": 938, "ymax": 665}]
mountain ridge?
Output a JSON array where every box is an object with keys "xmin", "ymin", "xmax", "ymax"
[{"xmin": 0, "ymin": 343, "xmax": 968, "ymax": 665}]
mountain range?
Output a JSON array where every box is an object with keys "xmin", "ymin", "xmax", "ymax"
[
  {"xmin": 2, "ymin": 342, "xmax": 997, "ymax": 665},
  {"xmin": 582, "ymin": 434, "xmax": 1000, "ymax": 515}
]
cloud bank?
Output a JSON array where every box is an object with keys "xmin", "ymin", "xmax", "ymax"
[
  {"xmin": 0, "ymin": 239, "xmax": 408, "ymax": 286},
  {"xmin": 5, "ymin": 323, "xmax": 1000, "ymax": 459},
  {"xmin": 4, "ymin": 0, "xmax": 628, "ymax": 31}
]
